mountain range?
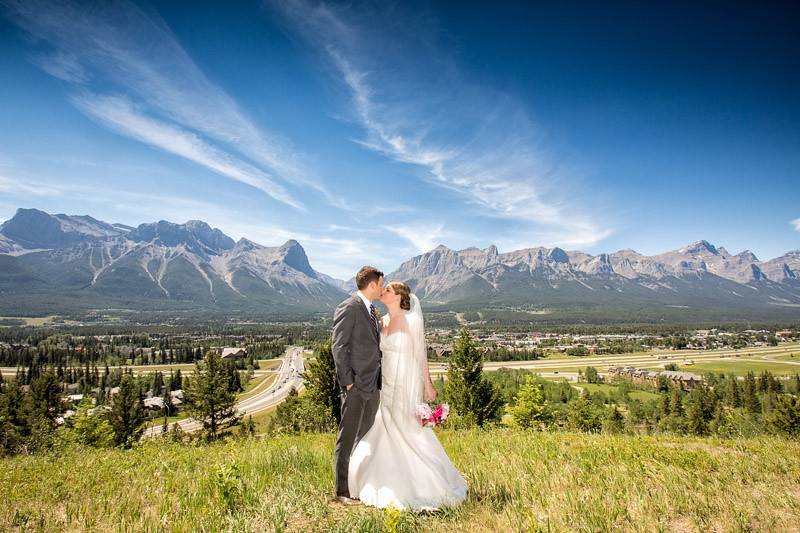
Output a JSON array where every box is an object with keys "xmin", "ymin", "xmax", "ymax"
[{"xmin": 1, "ymin": 208, "xmax": 799, "ymax": 322}]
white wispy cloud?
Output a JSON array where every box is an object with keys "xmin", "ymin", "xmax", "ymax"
[
  {"xmin": 792, "ymin": 218, "xmax": 800, "ymax": 232},
  {"xmin": 2, "ymin": 0, "xmax": 345, "ymax": 210},
  {"xmin": 271, "ymin": 0, "xmax": 613, "ymax": 248},
  {"xmin": 382, "ymin": 222, "xmax": 445, "ymax": 254},
  {"xmin": 0, "ymin": 175, "xmax": 63, "ymax": 197},
  {"xmin": 70, "ymin": 93, "xmax": 303, "ymax": 210}
]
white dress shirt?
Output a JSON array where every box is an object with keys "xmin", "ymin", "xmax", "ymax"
[
  {"xmin": 356, "ymin": 290, "xmax": 372, "ymax": 313},
  {"xmin": 356, "ymin": 290, "xmax": 379, "ymax": 331}
]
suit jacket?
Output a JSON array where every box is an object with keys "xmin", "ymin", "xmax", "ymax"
[{"xmin": 331, "ymin": 294, "xmax": 382, "ymax": 392}]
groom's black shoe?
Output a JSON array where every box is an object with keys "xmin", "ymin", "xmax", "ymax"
[{"xmin": 334, "ymin": 495, "xmax": 362, "ymax": 506}]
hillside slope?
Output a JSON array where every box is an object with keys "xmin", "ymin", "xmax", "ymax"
[{"xmin": 2, "ymin": 430, "xmax": 799, "ymax": 532}]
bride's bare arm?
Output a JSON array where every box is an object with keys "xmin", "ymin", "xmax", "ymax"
[{"xmin": 421, "ymin": 347, "xmax": 436, "ymax": 401}]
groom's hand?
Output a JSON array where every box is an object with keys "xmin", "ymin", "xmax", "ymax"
[{"xmin": 346, "ymin": 383, "xmax": 354, "ymax": 391}]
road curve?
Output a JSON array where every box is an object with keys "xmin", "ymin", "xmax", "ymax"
[{"xmin": 142, "ymin": 346, "xmax": 305, "ymax": 437}]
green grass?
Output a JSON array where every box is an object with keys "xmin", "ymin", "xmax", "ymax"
[
  {"xmin": 573, "ymin": 382, "xmax": 661, "ymax": 402},
  {"xmin": 677, "ymin": 359, "xmax": 800, "ymax": 376},
  {"xmin": 144, "ymin": 413, "xmax": 188, "ymax": 429},
  {"xmin": 257, "ymin": 360, "xmax": 283, "ymax": 371},
  {"xmin": 770, "ymin": 353, "xmax": 800, "ymax": 362},
  {"xmin": 237, "ymin": 373, "xmax": 279, "ymax": 402},
  {"xmin": 2, "ymin": 430, "xmax": 799, "ymax": 532}
]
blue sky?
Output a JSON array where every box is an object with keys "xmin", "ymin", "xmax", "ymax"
[{"xmin": 0, "ymin": 0, "xmax": 798, "ymax": 279}]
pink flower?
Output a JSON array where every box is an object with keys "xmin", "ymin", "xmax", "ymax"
[{"xmin": 416, "ymin": 402, "xmax": 450, "ymax": 427}]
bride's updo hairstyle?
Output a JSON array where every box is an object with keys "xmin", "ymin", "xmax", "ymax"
[{"xmin": 389, "ymin": 281, "xmax": 412, "ymax": 311}]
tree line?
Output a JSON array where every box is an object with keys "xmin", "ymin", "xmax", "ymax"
[{"xmin": 0, "ymin": 351, "xmax": 252, "ymax": 456}]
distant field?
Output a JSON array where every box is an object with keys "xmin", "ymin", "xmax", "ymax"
[
  {"xmin": 770, "ymin": 353, "xmax": 800, "ymax": 362},
  {"xmin": 677, "ymin": 359, "xmax": 800, "ymax": 376},
  {"xmin": 575, "ymin": 382, "xmax": 661, "ymax": 402},
  {"xmin": 2, "ymin": 430, "xmax": 798, "ymax": 531},
  {"xmin": 0, "ymin": 315, "xmax": 58, "ymax": 326},
  {"xmin": 257, "ymin": 359, "xmax": 283, "ymax": 371}
]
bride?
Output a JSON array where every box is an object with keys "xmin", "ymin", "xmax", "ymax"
[{"xmin": 347, "ymin": 281, "xmax": 468, "ymax": 511}]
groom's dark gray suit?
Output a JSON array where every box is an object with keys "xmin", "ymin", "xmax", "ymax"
[{"xmin": 331, "ymin": 293, "xmax": 382, "ymax": 498}]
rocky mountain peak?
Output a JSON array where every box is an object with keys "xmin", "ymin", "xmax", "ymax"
[
  {"xmin": 0, "ymin": 207, "xmax": 124, "ymax": 249},
  {"xmin": 547, "ymin": 247, "xmax": 569, "ymax": 263},
  {"xmin": 684, "ymin": 240, "xmax": 719, "ymax": 255},
  {"xmin": 278, "ymin": 239, "xmax": 316, "ymax": 277},
  {"xmin": 129, "ymin": 220, "xmax": 235, "ymax": 254}
]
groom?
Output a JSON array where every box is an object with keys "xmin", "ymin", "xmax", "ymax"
[{"xmin": 331, "ymin": 265, "xmax": 384, "ymax": 504}]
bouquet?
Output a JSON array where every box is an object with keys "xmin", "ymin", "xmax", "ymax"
[{"xmin": 416, "ymin": 403, "xmax": 449, "ymax": 427}]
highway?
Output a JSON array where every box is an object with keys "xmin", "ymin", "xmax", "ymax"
[
  {"xmin": 141, "ymin": 346, "xmax": 305, "ymax": 437},
  {"xmin": 429, "ymin": 343, "xmax": 800, "ymax": 379}
]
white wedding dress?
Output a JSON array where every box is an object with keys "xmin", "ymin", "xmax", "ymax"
[{"xmin": 348, "ymin": 295, "xmax": 468, "ymax": 511}]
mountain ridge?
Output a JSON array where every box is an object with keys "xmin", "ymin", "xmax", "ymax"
[{"xmin": 2, "ymin": 207, "xmax": 799, "ymax": 320}]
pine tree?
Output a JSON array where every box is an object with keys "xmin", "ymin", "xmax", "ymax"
[
  {"xmin": 603, "ymin": 404, "xmax": 625, "ymax": 434},
  {"xmin": 184, "ymin": 352, "xmax": 237, "ymax": 439},
  {"xmin": 767, "ymin": 396, "xmax": 800, "ymax": 437},
  {"xmin": 726, "ymin": 375, "xmax": 741, "ymax": 408},
  {"xmin": 567, "ymin": 393, "xmax": 603, "ymax": 432},
  {"xmin": 171, "ymin": 369, "xmax": 183, "ymax": 391},
  {"xmin": 225, "ymin": 361, "xmax": 243, "ymax": 393},
  {"xmin": 669, "ymin": 385, "xmax": 684, "ymax": 418},
  {"xmin": 743, "ymin": 371, "xmax": 761, "ymax": 414},
  {"xmin": 30, "ymin": 369, "xmax": 62, "ymax": 423},
  {"xmin": 109, "ymin": 373, "xmax": 145, "ymax": 447},
  {"xmin": 238, "ymin": 415, "xmax": 256, "ymax": 438},
  {"xmin": 302, "ymin": 341, "xmax": 340, "ymax": 424},
  {"xmin": 150, "ymin": 371, "xmax": 163, "ymax": 397},
  {"xmin": 660, "ymin": 390, "xmax": 671, "ymax": 416},
  {"xmin": 72, "ymin": 397, "xmax": 114, "ymax": 447},
  {"xmin": 445, "ymin": 328, "xmax": 501, "ymax": 427},
  {"xmin": 687, "ymin": 385, "xmax": 712, "ymax": 435},
  {"xmin": 506, "ymin": 375, "xmax": 546, "ymax": 429}
]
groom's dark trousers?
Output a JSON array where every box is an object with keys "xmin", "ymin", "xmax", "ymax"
[{"xmin": 331, "ymin": 294, "xmax": 382, "ymax": 498}]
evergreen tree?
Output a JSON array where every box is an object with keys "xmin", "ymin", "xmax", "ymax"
[
  {"xmin": 660, "ymin": 390, "xmax": 671, "ymax": 416},
  {"xmin": 225, "ymin": 361, "xmax": 243, "ymax": 393},
  {"xmin": 162, "ymin": 387, "xmax": 174, "ymax": 417},
  {"xmin": 238, "ymin": 415, "xmax": 256, "ymax": 437},
  {"xmin": 150, "ymin": 371, "xmax": 164, "ymax": 397},
  {"xmin": 184, "ymin": 352, "xmax": 237, "ymax": 439},
  {"xmin": 302, "ymin": 341, "xmax": 340, "ymax": 424},
  {"xmin": 30, "ymin": 369, "xmax": 62, "ymax": 423},
  {"xmin": 585, "ymin": 366, "xmax": 600, "ymax": 384},
  {"xmin": 505, "ymin": 375, "xmax": 546, "ymax": 429},
  {"xmin": 726, "ymin": 375, "xmax": 742, "ymax": 408},
  {"xmin": 1, "ymin": 380, "xmax": 33, "ymax": 454},
  {"xmin": 669, "ymin": 385, "xmax": 684, "ymax": 418},
  {"xmin": 72, "ymin": 397, "xmax": 114, "ymax": 447},
  {"xmin": 171, "ymin": 369, "xmax": 183, "ymax": 391},
  {"xmin": 603, "ymin": 405, "xmax": 625, "ymax": 434},
  {"xmin": 757, "ymin": 371, "xmax": 770, "ymax": 393},
  {"xmin": 445, "ymin": 328, "xmax": 501, "ymax": 427},
  {"xmin": 109, "ymin": 373, "xmax": 145, "ymax": 447},
  {"xmin": 767, "ymin": 396, "xmax": 800, "ymax": 437},
  {"xmin": 567, "ymin": 393, "xmax": 603, "ymax": 432},
  {"xmin": 743, "ymin": 372, "xmax": 761, "ymax": 414},
  {"xmin": 687, "ymin": 385, "xmax": 714, "ymax": 435}
]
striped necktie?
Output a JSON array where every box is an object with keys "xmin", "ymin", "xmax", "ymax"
[{"xmin": 369, "ymin": 303, "xmax": 379, "ymax": 333}]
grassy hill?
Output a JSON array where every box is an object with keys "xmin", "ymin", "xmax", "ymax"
[{"xmin": 2, "ymin": 430, "xmax": 799, "ymax": 532}]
